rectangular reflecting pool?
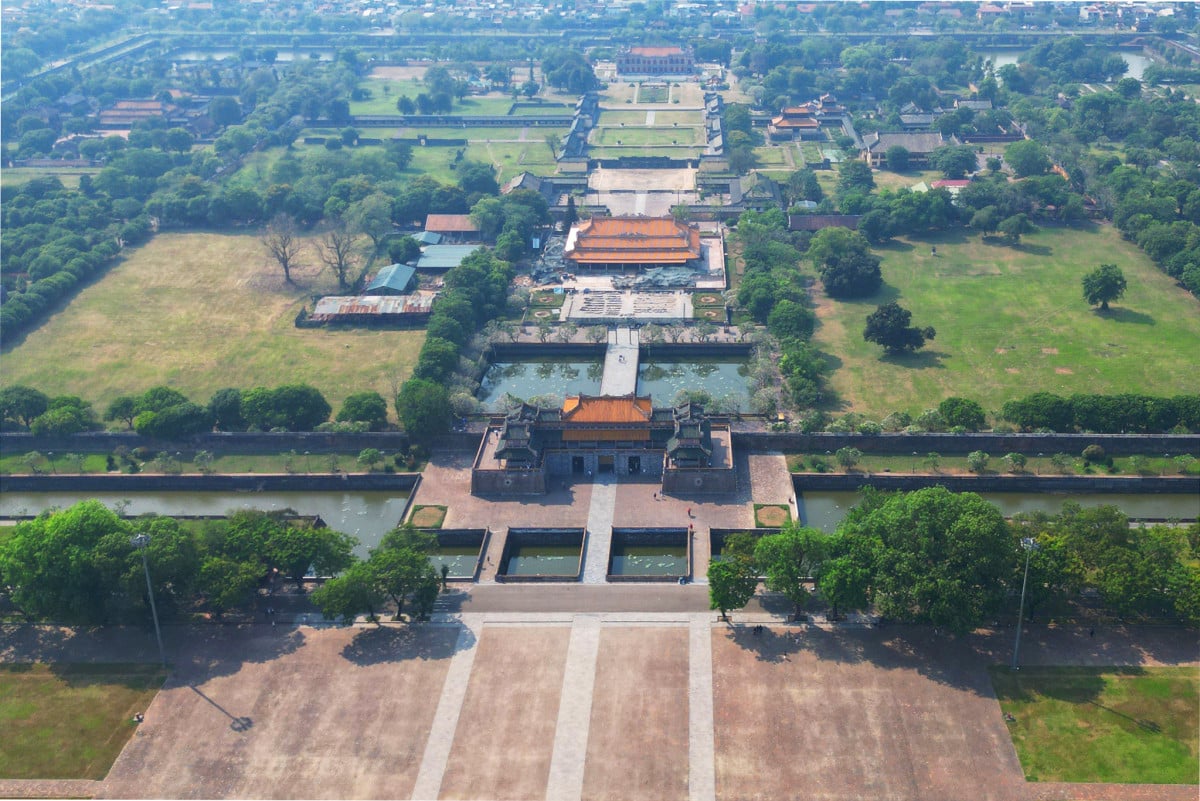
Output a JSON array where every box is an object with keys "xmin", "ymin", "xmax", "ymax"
[
  {"xmin": 499, "ymin": 528, "xmax": 584, "ymax": 581},
  {"xmin": 504, "ymin": 545, "xmax": 582, "ymax": 576},
  {"xmin": 610, "ymin": 544, "xmax": 688, "ymax": 576},
  {"xmin": 430, "ymin": 546, "xmax": 481, "ymax": 579},
  {"xmin": 636, "ymin": 358, "xmax": 751, "ymax": 409},
  {"xmin": 479, "ymin": 358, "xmax": 603, "ymax": 411}
]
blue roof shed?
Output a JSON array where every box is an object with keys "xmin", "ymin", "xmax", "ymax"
[{"xmin": 365, "ymin": 263, "xmax": 417, "ymax": 295}]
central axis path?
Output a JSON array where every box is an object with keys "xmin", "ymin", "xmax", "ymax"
[{"xmin": 600, "ymin": 325, "xmax": 639, "ymax": 396}]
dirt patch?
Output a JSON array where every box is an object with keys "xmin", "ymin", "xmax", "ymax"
[
  {"xmin": 534, "ymin": 310, "xmax": 554, "ymax": 318},
  {"xmin": 1042, "ymin": 347, "xmax": 1059, "ymax": 355},
  {"xmin": 698, "ymin": 295, "xmax": 721, "ymax": 304},
  {"xmin": 582, "ymin": 628, "xmax": 689, "ymax": 801},
  {"xmin": 409, "ymin": 505, "xmax": 446, "ymax": 528},
  {"xmin": 368, "ymin": 65, "xmax": 428, "ymax": 80},
  {"xmin": 703, "ymin": 310, "xmax": 719, "ymax": 318},
  {"xmin": 754, "ymin": 505, "xmax": 790, "ymax": 528},
  {"xmin": 994, "ymin": 348, "xmax": 1007, "ymax": 355},
  {"xmin": 1006, "ymin": 368, "xmax": 1019, "ymax": 374},
  {"xmin": 1055, "ymin": 367, "xmax": 1074, "ymax": 374}
]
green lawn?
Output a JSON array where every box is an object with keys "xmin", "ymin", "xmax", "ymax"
[
  {"xmin": 0, "ymin": 451, "xmax": 416, "ymax": 475},
  {"xmin": 990, "ymin": 666, "xmax": 1199, "ymax": 784},
  {"xmin": 751, "ymin": 147, "xmax": 789, "ymax": 166},
  {"xmin": 0, "ymin": 664, "xmax": 167, "ymax": 780},
  {"xmin": 0, "ymin": 232, "xmax": 425, "ymax": 416},
  {"xmin": 811, "ymin": 224, "xmax": 1200, "ymax": 418},
  {"xmin": 592, "ymin": 126, "xmax": 703, "ymax": 146},
  {"xmin": 1, "ymin": 167, "xmax": 101, "ymax": 190},
  {"xmin": 636, "ymin": 84, "xmax": 669, "ymax": 103}
]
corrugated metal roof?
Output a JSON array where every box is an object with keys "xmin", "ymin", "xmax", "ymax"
[
  {"xmin": 425, "ymin": 214, "xmax": 480, "ymax": 233},
  {"xmin": 413, "ymin": 245, "xmax": 479, "ymax": 271},
  {"xmin": 365, "ymin": 263, "xmax": 416, "ymax": 294},
  {"xmin": 310, "ymin": 292, "xmax": 434, "ymax": 321}
]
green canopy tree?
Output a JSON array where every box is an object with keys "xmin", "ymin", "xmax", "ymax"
[
  {"xmin": 839, "ymin": 487, "xmax": 1011, "ymax": 633},
  {"xmin": 311, "ymin": 561, "xmax": 385, "ymax": 624},
  {"xmin": 754, "ymin": 525, "xmax": 829, "ymax": 619},
  {"xmin": 708, "ymin": 559, "xmax": 758, "ymax": 621},
  {"xmin": 1081, "ymin": 263, "xmax": 1127, "ymax": 311}
]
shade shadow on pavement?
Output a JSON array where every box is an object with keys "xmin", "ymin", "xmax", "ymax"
[{"xmin": 339, "ymin": 622, "xmax": 466, "ymax": 665}]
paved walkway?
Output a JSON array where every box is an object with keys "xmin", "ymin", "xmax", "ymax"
[
  {"xmin": 688, "ymin": 614, "xmax": 717, "ymax": 801},
  {"xmin": 0, "ymin": 780, "xmax": 101, "ymax": 799},
  {"xmin": 600, "ymin": 326, "xmax": 639, "ymax": 395},
  {"xmin": 582, "ymin": 474, "xmax": 617, "ymax": 583},
  {"xmin": 410, "ymin": 619, "xmax": 480, "ymax": 800},
  {"xmin": 544, "ymin": 616, "xmax": 602, "ymax": 800}
]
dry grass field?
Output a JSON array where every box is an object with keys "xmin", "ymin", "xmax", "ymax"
[{"xmin": 0, "ymin": 232, "xmax": 424, "ymax": 416}]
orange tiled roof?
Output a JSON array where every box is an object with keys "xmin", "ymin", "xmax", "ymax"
[
  {"xmin": 564, "ymin": 216, "xmax": 701, "ymax": 265},
  {"xmin": 771, "ymin": 116, "xmax": 819, "ymax": 128},
  {"xmin": 561, "ymin": 395, "xmax": 653, "ymax": 423},
  {"xmin": 425, "ymin": 214, "xmax": 480, "ymax": 233}
]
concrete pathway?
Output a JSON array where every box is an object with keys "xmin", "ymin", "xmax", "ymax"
[
  {"xmin": 600, "ymin": 325, "xmax": 640, "ymax": 395},
  {"xmin": 544, "ymin": 616, "xmax": 602, "ymax": 801},
  {"xmin": 410, "ymin": 617, "xmax": 482, "ymax": 800},
  {"xmin": 582, "ymin": 475, "xmax": 617, "ymax": 584},
  {"xmin": 746, "ymin": 451, "xmax": 797, "ymax": 522},
  {"xmin": 688, "ymin": 614, "xmax": 717, "ymax": 801}
]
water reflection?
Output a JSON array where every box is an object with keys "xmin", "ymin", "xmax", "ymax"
[{"xmin": 479, "ymin": 358, "xmax": 602, "ymax": 410}]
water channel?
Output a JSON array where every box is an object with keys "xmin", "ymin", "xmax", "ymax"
[
  {"xmin": 977, "ymin": 48, "xmax": 1152, "ymax": 81},
  {"xmin": 610, "ymin": 543, "xmax": 688, "ymax": 577},
  {"xmin": 0, "ymin": 491, "xmax": 409, "ymax": 558},
  {"xmin": 798, "ymin": 491, "xmax": 1199, "ymax": 533},
  {"xmin": 636, "ymin": 358, "xmax": 751, "ymax": 409},
  {"xmin": 502, "ymin": 544, "xmax": 581, "ymax": 577}
]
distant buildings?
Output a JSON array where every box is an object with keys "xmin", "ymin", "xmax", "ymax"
[
  {"xmin": 863, "ymin": 131, "xmax": 948, "ymax": 168},
  {"xmin": 615, "ymin": 45, "xmax": 696, "ymax": 77},
  {"xmin": 767, "ymin": 94, "xmax": 846, "ymax": 142}
]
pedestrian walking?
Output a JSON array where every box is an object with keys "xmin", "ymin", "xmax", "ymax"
[{"xmin": 687, "ymin": 507, "xmax": 692, "ymax": 518}]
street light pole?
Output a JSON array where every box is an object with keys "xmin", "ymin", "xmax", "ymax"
[
  {"xmin": 1011, "ymin": 537, "xmax": 1039, "ymax": 670},
  {"xmin": 131, "ymin": 534, "xmax": 166, "ymax": 667}
]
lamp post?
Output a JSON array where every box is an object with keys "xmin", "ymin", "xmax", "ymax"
[
  {"xmin": 1011, "ymin": 537, "xmax": 1039, "ymax": 670},
  {"xmin": 131, "ymin": 534, "xmax": 166, "ymax": 667}
]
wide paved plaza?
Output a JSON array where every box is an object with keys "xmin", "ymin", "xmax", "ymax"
[{"xmin": 1, "ymin": 617, "xmax": 1195, "ymax": 801}]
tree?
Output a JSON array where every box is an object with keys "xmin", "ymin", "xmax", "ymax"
[
  {"xmin": 337, "ymin": 391, "xmax": 389, "ymax": 430},
  {"xmin": 357, "ymin": 448, "xmax": 383, "ymax": 471},
  {"xmin": 241, "ymin": 385, "xmax": 331, "ymax": 431},
  {"xmin": 311, "ymin": 561, "xmax": 385, "ymax": 623},
  {"xmin": 928, "ymin": 145, "xmax": 979, "ymax": 180},
  {"xmin": 1005, "ymin": 140, "xmax": 1051, "ymax": 178},
  {"xmin": 207, "ymin": 388, "xmax": 245, "ymax": 431},
  {"xmin": 0, "ymin": 385, "xmax": 49, "ymax": 429},
  {"xmin": 938, "ymin": 397, "xmax": 985, "ymax": 431},
  {"xmin": 396, "ymin": 378, "xmax": 452, "ymax": 440},
  {"xmin": 997, "ymin": 213, "xmax": 1034, "ymax": 245},
  {"xmin": 766, "ymin": 300, "xmax": 815, "ymax": 343},
  {"xmin": 261, "ymin": 213, "xmax": 305, "ymax": 284},
  {"xmin": 1081, "ymin": 263, "xmax": 1127, "ymax": 311},
  {"xmin": 397, "ymin": 96, "xmax": 415, "ymax": 115},
  {"xmin": 267, "ymin": 525, "xmax": 356, "ymax": 589},
  {"xmin": 197, "ymin": 556, "xmax": 262, "ymax": 618},
  {"xmin": 817, "ymin": 529, "xmax": 873, "ymax": 618},
  {"xmin": 708, "ymin": 559, "xmax": 757, "ymax": 621},
  {"xmin": 369, "ymin": 544, "xmax": 439, "ymax": 620},
  {"xmin": 969, "ymin": 205, "xmax": 1001, "ymax": 238},
  {"xmin": 835, "ymin": 447, "xmax": 862, "ymax": 471},
  {"xmin": 863, "ymin": 302, "xmax": 935, "ymax": 355},
  {"xmin": 885, "ymin": 146, "xmax": 910, "ymax": 173},
  {"xmin": 344, "ymin": 193, "xmax": 393, "ymax": 254},
  {"xmin": 840, "ymin": 487, "xmax": 1011, "ymax": 633},
  {"xmin": 754, "ymin": 525, "xmax": 828, "ymax": 619},
  {"xmin": 966, "ymin": 450, "xmax": 990, "ymax": 473},
  {"xmin": 836, "ymin": 160, "xmax": 875, "ymax": 195},
  {"xmin": 1003, "ymin": 452, "xmax": 1027, "ymax": 473},
  {"xmin": 104, "ymin": 396, "xmax": 139, "ymax": 429},
  {"xmin": 0, "ymin": 500, "xmax": 128, "ymax": 624},
  {"xmin": 315, "ymin": 223, "xmax": 362, "ymax": 291},
  {"xmin": 807, "ymin": 228, "xmax": 882, "ymax": 299}
]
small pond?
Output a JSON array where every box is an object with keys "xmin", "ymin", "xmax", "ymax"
[
  {"xmin": 429, "ymin": 546, "xmax": 480, "ymax": 579},
  {"xmin": 479, "ymin": 358, "xmax": 603, "ymax": 410},
  {"xmin": 503, "ymin": 544, "xmax": 581, "ymax": 577},
  {"xmin": 636, "ymin": 358, "xmax": 751, "ymax": 409},
  {"xmin": 977, "ymin": 48, "xmax": 1152, "ymax": 81},
  {"xmin": 610, "ymin": 544, "xmax": 688, "ymax": 576}
]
